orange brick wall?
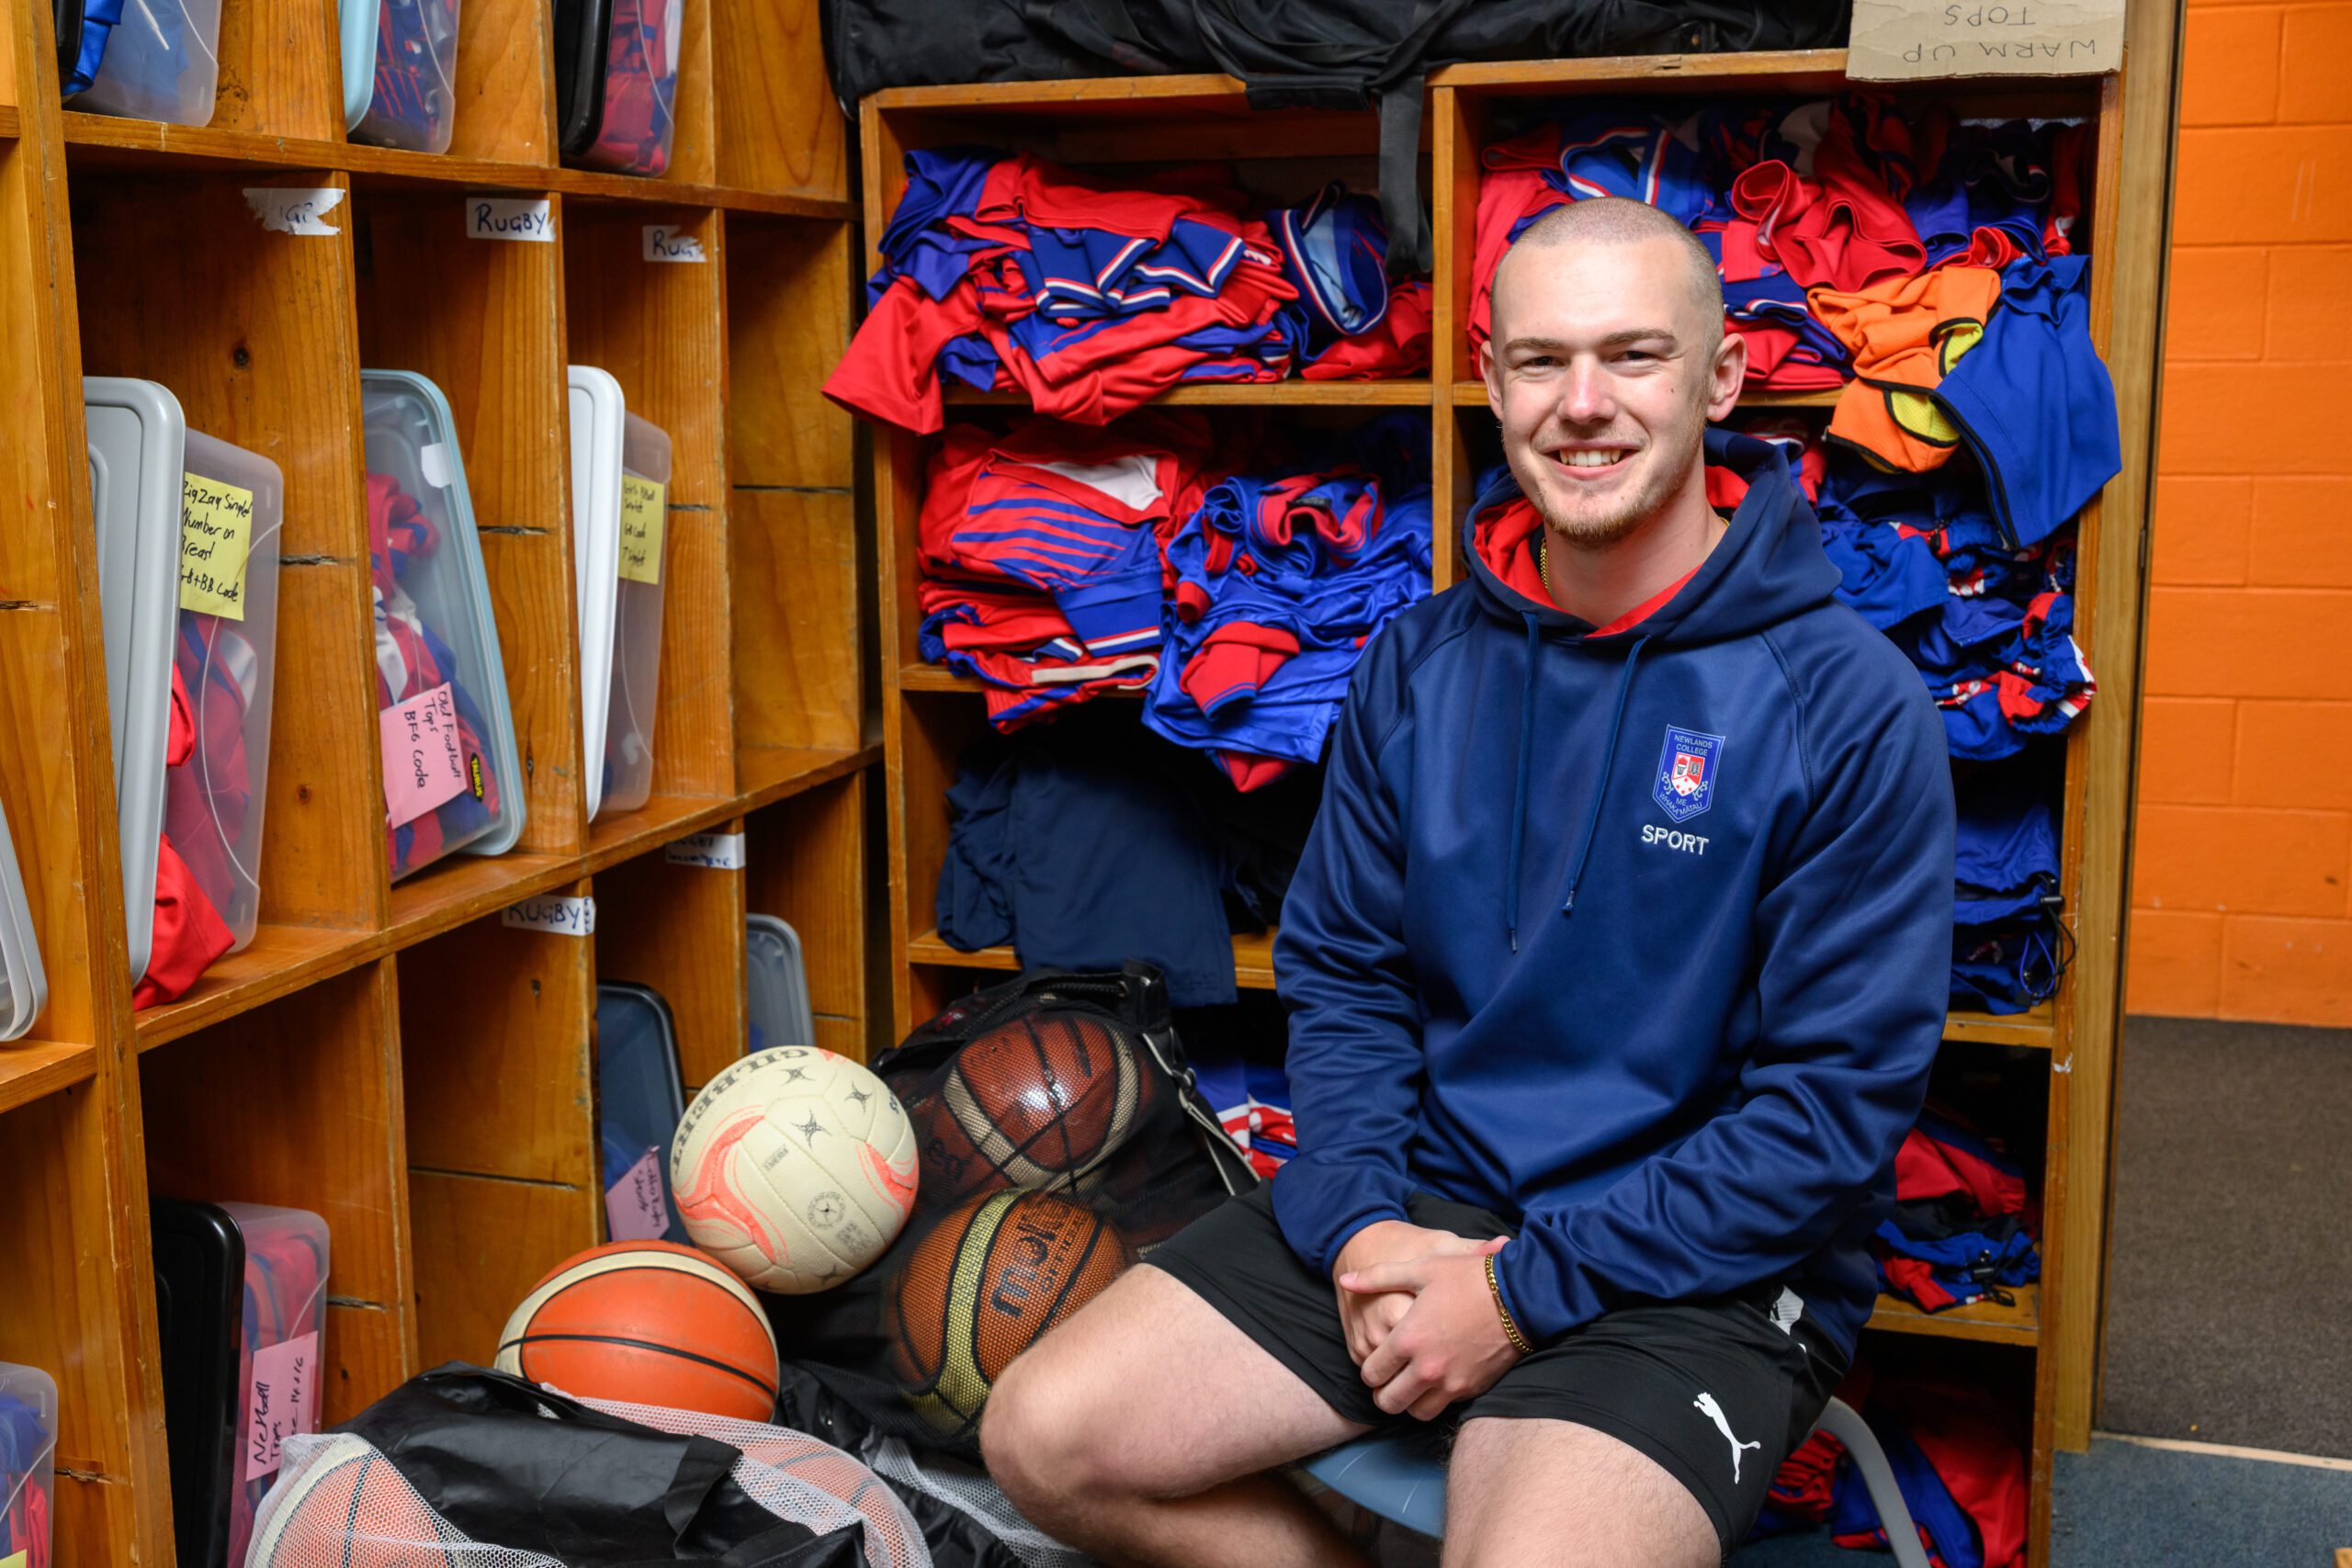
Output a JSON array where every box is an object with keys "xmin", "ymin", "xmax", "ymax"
[{"xmin": 2127, "ymin": 0, "xmax": 2352, "ymax": 1023}]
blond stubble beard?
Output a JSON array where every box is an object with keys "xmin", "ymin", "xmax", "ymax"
[{"xmin": 1510, "ymin": 409, "xmax": 1705, "ymax": 554}]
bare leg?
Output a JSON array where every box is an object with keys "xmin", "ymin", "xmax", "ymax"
[
  {"xmin": 982, "ymin": 1262, "xmax": 1375, "ymax": 1568},
  {"xmin": 1440, "ymin": 1416, "xmax": 1720, "ymax": 1568}
]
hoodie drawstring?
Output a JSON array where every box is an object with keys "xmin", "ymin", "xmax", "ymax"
[
  {"xmin": 1562, "ymin": 635, "xmax": 1648, "ymax": 919},
  {"xmin": 1506, "ymin": 613, "xmax": 1541, "ymax": 953}
]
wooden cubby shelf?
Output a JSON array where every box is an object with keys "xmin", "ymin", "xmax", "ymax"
[
  {"xmin": 0, "ymin": 0, "xmax": 876, "ymax": 1559},
  {"xmin": 870, "ymin": 34, "xmax": 2177, "ymax": 1568},
  {"xmin": 1869, "ymin": 1284, "xmax": 2041, "ymax": 1349}
]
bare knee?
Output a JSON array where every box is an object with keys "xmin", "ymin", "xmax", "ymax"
[{"xmin": 980, "ymin": 1341, "xmax": 1132, "ymax": 1519}]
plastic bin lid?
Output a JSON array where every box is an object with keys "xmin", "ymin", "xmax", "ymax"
[
  {"xmin": 349, "ymin": 0, "xmax": 462, "ymax": 154},
  {"xmin": 601, "ymin": 409, "xmax": 673, "ymax": 819},
  {"xmin": 595, "ymin": 981, "xmax": 688, "ymax": 1244},
  {"xmin": 74, "ymin": 0, "xmax": 227, "ymax": 127},
  {"xmin": 744, "ymin": 915, "xmax": 814, "ymax": 1053},
  {"xmin": 337, "ymin": 0, "xmax": 380, "ymax": 131},
  {"xmin": 0, "ymin": 789, "xmax": 50, "ymax": 1043},
  {"xmin": 568, "ymin": 367, "xmax": 625, "ymax": 823},
  {"xmin": 85, "ymin": 377, "xmax": 188, "ymax": 987},
  {"xmin": 152, "ymin": 1198, "xmax": 246, "ymax": 1566},
  {"xmin": 565, "ymin": 0, "xmax": 683, "ymax": 175},
  {"xmin": 176, "ymin": 430, "xmax": 287, "ymax": 953},
  {"xmin": 361, "ymin": 369, "xmax": 528, "ymax": 875}
]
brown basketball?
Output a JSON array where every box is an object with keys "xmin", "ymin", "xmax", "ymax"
[
  {"xmin": 918, "ymin": 1013, "xmax": 1148, "ymax": 1201},
  {"xmin": 886, "ymin": 1190, "xmax": 1134, "ymax": 1438},
  {"xmin": 493, "ymin": 1241, "xmax": 779, "ymax": 1421}
]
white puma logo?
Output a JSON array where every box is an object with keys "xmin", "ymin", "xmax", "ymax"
[{"xmin": 1693, "ymin": 1392, "xmax": 1761, "ymax": 1484}]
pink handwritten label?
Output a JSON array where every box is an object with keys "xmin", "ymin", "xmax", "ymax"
[
  {"xmin": 606, "ymin": 1145, "xmax": 670, "ymax": 1241},
  {"xmin": 380, "ymin": 681, "xmax": 469, "ymax": 829},
  {"xmin": 244, "ymin": 1330, "xmax": 319, "ymax": 1482}
]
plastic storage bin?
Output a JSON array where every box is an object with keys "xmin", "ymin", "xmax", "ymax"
[
  {"xmin": 602, "ymin": 411, "xmax": 673, "ymax": 816},
  {"xmin": 360, "ymin": 370, "xmax": 526, "ymax": 881},
  {"xmin": 0, "ymin": 793, "xmax": 48, "ymax": 1043},
  {"xmin": 555, "ymin": 0, "xmax": 682, "ymax": 175},
  {"xmin": 345, "ymin": 0, "xmax": 464, "ymax": 152},
  {"xmin": 72, "ymin": 0, "xmax": 224, "ymax": 126},
  {"xmin": 0, "ymin": 1362, "xmax": 56, "ymax": 1568},
  {"xmin": 86, "ymin": 377, "xmax": 189, "ymax": 987},
  {"xmin": 153, "ymin": 1200, "xmax": 329, "ymax": 1568},
  {"xmin": 744, "ymin": 914, "xmax": 813, "ymax": 1052},
  {"xmin": 170, "ymin": 432, "xmax": 286, "ymax": 954},
  {"xmin": 567, "ymin": 367, "xmax": 624, "ymax": 822},
  {"xmin": 596, "ymin": 981, "xmax": 688, "ymax": 1244}
]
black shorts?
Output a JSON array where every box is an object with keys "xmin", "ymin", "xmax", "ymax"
[{"xmin": 1144, "ymin": 1183, "xmax": 1847, "ymax": 1551}]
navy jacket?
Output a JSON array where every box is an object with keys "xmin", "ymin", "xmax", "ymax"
[{"xmin": 1270, "ymin": 429, "xmax": 1954, "ymax": 1356}]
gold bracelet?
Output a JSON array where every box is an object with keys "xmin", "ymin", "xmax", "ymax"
[{"xmin": 1485, "ymin": 1253, "xmax": 1535, "ymax": 1355}]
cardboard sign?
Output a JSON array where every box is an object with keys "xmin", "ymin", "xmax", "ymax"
[
  {"xmin": 503, "ymin": 895, "xmax": 596, "ymax": 936},
  {"xmin": 619, "ymin": 475, "xmax": 667, "ymax": 585},
  {"xmin": 380, "ymin": 682, "xmax": 470, "ymax": 829},
  {"xmin": 179, "ymin": 474, "xmax": 255, "ymax": 620},
  {"xmin": 1849, "ymin": 0, "xmax": 2123, "ymax": 79},
  {"xmin": 605, "ymin": 1146, "xmax": 670, "ymax": 1240},
  {"xmin": 244, "ymin": 1330, "xmax": 319, "ymax": 1482}
]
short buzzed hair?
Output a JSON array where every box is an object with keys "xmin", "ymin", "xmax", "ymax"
[{"xmin": 1493, "ymin": 197, "xmax": 1724, "ymax": 346}]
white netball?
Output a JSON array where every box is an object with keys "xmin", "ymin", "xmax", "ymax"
[{"xmin": 670, "ymin": 1045, "xmax": 918, "ymax": 1293}]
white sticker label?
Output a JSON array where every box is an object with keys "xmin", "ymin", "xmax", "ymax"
[
  {"xmin": 643, "ymin": 225, "xmax": 707, "ymax": 263},
  {"xmin": 605, "ymin": 1146, "xmax": 670, "ymax": 1241},
  {"xmin": 665, "ymin": 830, "xmax": 746, "ymax": 870},
  {"xmin": 243, "ymin": 187, "xmax": 345, "ymax": 236},
  {"xmin": 244, "ymin": 1330, "xmax": 319, "ymax": 1482},
  {"xmin": 467, "ymin": 196, "xmax": 555, "ymax": 242},
  {"xmin": 503, "ymin": 895, "xmax": 596, "ymax": 936},
  {"xmin": 419, "ymin": 442, "xmax": 455, "ymax": 491}
]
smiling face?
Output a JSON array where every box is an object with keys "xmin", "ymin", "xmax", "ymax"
[{"xmin": 1481, "ymin": 222, "xmax": 1745, "ymax": 549}]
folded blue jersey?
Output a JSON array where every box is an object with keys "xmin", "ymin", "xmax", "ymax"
[
  {"xmin": 874, "ymin": 148, "xmax": 997, "ymax": 305},
  {"xmin": 1951, "ymin": 919, "xmax": 2065, "ymax": 1014},
  {"xmin": 1954, "ymin": 759, "xmax": 2062, "ymax": 925},
  {"xmin": 1268, "ymin": 185, "xmax": 1393, "ymax": 357},
  {"xmin": 1936, "ymin": 255, "xmax": 2121, "ymax": 550},
  {"xmin": 1819, "ymin": 516, "xmax": 1947, "ymax": 631},
  {"xmin": 935, "ymin": 722, "xmax": 1240, "ymax": 1007}
]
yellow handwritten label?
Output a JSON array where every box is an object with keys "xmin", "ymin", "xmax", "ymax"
[
  {"xmin": 179, "ymin": 474, "xmax": 255, "ymax": 620},
  {"xmin": 618, "ymin": 475, "xmax": 667, "ymax": 586},
  {"xmin": 5, "ymin": 1550, "xmax": 28, "ymax": 1568}
]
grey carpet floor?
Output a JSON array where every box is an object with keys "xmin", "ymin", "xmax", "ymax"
[
  {"xmin": 2100, "ymin": 1016, "xmax": 2352, "ymax": 1458},
  {"xmin": 1727, "ymin": 1439, "xmax": 2352, "ymax": 1567}
]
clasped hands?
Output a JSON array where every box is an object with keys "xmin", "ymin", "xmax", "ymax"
[{"xmin": 1333, "ymin": 1219, "xmax": 1526, "ymax": 1421}]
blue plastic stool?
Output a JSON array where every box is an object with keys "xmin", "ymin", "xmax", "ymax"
[{"xmin": 1299, "ymin": 1396, "xmax": 1933, "ymax": 1568}]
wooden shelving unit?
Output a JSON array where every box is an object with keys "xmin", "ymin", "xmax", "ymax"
[
  {"xmin": 0, "ymin": 1, "xmax": 867, "ymax": 1560},
  {"xmin": 865, "ymin": 22, "xmax": 2180, "ymax": 1567}
]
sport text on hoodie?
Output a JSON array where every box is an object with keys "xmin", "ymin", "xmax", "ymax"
[{"xmin": 1270, "ymin": 428, "xmax": 1956, "ymax": 1358}]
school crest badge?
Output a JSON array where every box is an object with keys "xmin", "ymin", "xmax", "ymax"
[{"xmin": 1654, "ymin": 726, "xmax": 1724, "ymax": 824}]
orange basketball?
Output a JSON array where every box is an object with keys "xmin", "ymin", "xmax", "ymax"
[
  {"xmin": 494, "ymin": 1241, "xmax": 778, "ymax": 1421},
  {"xmin": 246, "ymin": 1433, "xmax": 457, "ymax": 1565},
  {"xmin": 886, "ymin": 1190, "xmax": 1134, "ymax": 1438},
  {"xmin": 918, "ymin": 1013, "xmax": 1148, "ymax": 1202}
]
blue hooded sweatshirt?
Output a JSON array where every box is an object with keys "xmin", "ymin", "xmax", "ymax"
[{"xmin": 1269, "ymin": 428, "xmax": 1955, "ymax": 1358}]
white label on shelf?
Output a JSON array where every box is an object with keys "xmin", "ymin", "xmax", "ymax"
[
  {"xmin": 605, "ymin": 1146, "xmax": 670, "ymax": 1240},
  {"xmin": 180, "ymin": 473, "xmax": 254, "ymax": 620},
  {"xmin": 665, "ymin": 830, "xmax": 746, "ymax": 870},
  {"xmin": 244, "ymin": 1330, "xmax": 319, "ymax": 1483},
  {"xmin": 467, "ymin": 197, "xmax": 555, "ymax": 242},
  {"xmin": 643, "ymin": 225, "xmax": 707, "ymax": 263},
  {"xmin": 380, "ymin": 681, "xmax": 472, "ymax": 829},
  {"xmin": 1847, "ymin": 0, "xmax": 2122, "ymax": 79},
  {"xmin": 503, "ymin": 896, "xmax": 596, "ymax": 936},
  {"xmin": 420, "ymin": 442, "xmax": 456, "ymax": 491},
  {"xmin": 243, "ymin": 186, "xmax": 345, "ymax": 236}
]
